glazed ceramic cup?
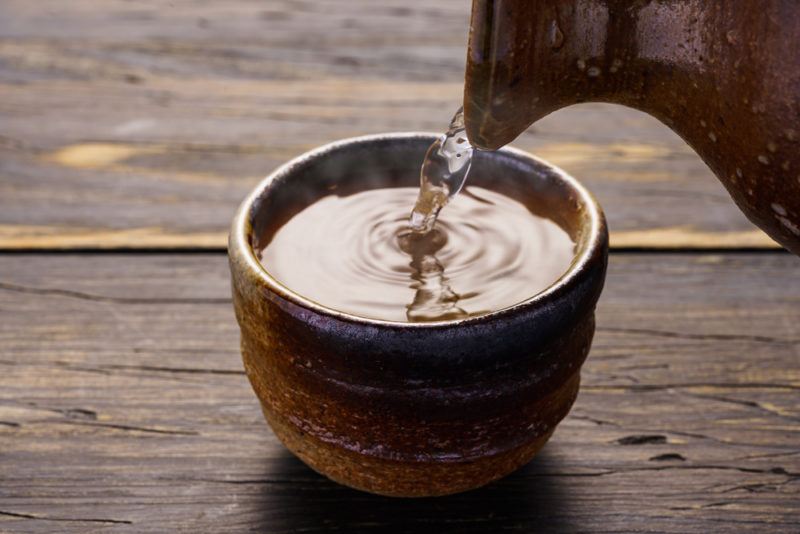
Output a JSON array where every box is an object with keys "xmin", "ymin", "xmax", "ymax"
[{"xmin": 229, "ymin": 133, "xmax": 608, "ymax": 497}]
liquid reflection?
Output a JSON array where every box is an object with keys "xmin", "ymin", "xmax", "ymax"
[{"xmin": 397, "ymin": 227, "xmax": 469, "ymax": 322}]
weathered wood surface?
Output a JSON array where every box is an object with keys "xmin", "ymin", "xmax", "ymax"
[
  {"xmin": 1, "ymin": 1, "xmax": 797, "ymax": 531},
  {"xmin": 0, "ymin": 0, "xmax": 776, "ymax": 250},
  {"xmin": 1, "ymin": 253, "xmax": 798, "ymax": 532}
]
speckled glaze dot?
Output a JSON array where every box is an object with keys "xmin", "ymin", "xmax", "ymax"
[{"xmin": 778, "ymin": 216, "xmax": 800, "ymax": 235}]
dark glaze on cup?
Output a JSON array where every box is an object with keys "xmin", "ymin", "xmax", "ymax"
[
  {"xmin": 464, "ymin": 0, "xmax": 800, "ymax": 254},
  {"xmin": 229, "ymin": 134, "xmax": 608, "ymax": 497}
]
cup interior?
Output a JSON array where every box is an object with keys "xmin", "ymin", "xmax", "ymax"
[{"xmin": 237, "ymin": 133, "xmax": 603, "ymax": 323}]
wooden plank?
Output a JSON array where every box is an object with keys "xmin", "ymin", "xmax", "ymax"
[
  {"xmin": 0, "ymin": 253, "xmax": 798, "ymax": 532},
  {"xmin": 0, "ymin": 0, "xmax": 776, "ymax": 250}
]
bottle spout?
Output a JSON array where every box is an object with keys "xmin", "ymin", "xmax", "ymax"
[
  {"xmin": 463, "ymin": 88, "xmax": 532, "ymax": 151},
  {"xmin": 463, "ymin": 0, "xmax": 525, "ymax": 150},
  {"xmin": 461, "ymin": 0, "xmax": 800, "ymax": 255},
  {"xmin": 462, "ymin": 0, "xmax": 560, "ymax": 150}
]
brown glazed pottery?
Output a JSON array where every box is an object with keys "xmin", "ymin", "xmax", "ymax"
[
  {"xmin": 464, "ymin": 0, "xmax": 800, "ymax": 255},
  {"xmin": 229, "ymin": 133, "xmax": 608, "ymax": 497}
]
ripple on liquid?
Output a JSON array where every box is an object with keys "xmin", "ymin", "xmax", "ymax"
[{"xmin": 257, "ymin": 187, "xmax": 576, "ymax": 323}]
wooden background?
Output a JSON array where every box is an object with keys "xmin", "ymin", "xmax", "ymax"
[{"xmin": 1, "ymin": 1, "xmax": 798, "ymax": 532}]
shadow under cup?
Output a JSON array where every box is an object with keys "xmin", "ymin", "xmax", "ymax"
[{"xmin": 229, "ymin": 133, "xmax": 609, "ymax": 497}]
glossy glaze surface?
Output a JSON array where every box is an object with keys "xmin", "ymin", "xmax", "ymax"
[
  {"xmin": 464, "ymin": 0, "xmax": 800, "ymax": 254},
  {"xmin": 229, "ymin": 134, "xmax": 608, "ymax": 497}
]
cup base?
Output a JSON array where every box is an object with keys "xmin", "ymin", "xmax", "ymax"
[{"xmin": 259, "ymin": 372, "xmax": 580, "ymax": 497}]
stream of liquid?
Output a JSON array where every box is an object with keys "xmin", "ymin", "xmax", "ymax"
[{"xmin": 408, "ymin": 108, "xmax": 474, "ymax": 233}]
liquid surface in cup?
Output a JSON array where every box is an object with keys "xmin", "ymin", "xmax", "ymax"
[{"xmin": 257, "ymin": 187, "xmax": 575, "ymax": 323}]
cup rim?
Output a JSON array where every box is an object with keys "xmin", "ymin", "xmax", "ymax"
[{"xmin": 230, "ymin": 132, "xmax": 607, "ymax": 329}]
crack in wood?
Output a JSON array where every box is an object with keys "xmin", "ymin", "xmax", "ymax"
[
  {"xmin": 584, "ymin": 383, "xmax": 800, "ymax": 392},
  {"xmin": 0, "ymin": 401, "xmax": 199, "ymax": 435},
  {"xmin": 682, "ymin": 392, "xmax": 800, "ymax": 423},
  {"xmin": 649, "ymin": 453, "xmax": 686, "ymax": 461},
  {"xmin": 61, "ymin": 407, "xmax": 98, "ymax": 420},
  {"xmin": 734, "ymin": 450, "xmax": 800, "ymax": 461},
  {"xmin": 669, "ymin": 501, "xmax": 736, "ymax": 511},
  {"xmin": 647, "ymin": 514, "xmax": 800, "ymax": 527},
  {"xmin": 623, "ymin": 465, "xmax": 800, "ymax": 477},
  {"xmin": 569, "ymin": 414, "xmax": 620, "ymax": 426},
  {"xmin": 722, "ymin": 477, "xmax": 800, "ymax": 494},
  {"xmin": 598, "ymin": 326, "xmax": 799, "ymax": 346},
  {"xmin": 45, "ymin": 419, "xmax": 199, "ymax": 436},
  {"xmin": 0, "ymin": 510, "xmax": 132, "ymax": 524},
  {"xmin": 102, "ymin": 364, "xmax": 245, "ymax": 376},
  {"xmin": 616, "ymin": 434, "xmax": 667, "ymax": 445},
  {"xmin": 0, "ymin": 400, "xmax": 97, "ymax": 419},
  {"xmin": 0, "ymin": 282, "xmax": 230, "ymax": 305}
]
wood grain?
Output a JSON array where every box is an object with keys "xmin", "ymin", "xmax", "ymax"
[
  {"xmin": 1, "ymin": 253, "xmax": 798, "ymax": 532},
  {"xmin": 1, "ymin": 2, "xmax": 796, "ymax": 531},
  {"xmin": 0, "ymin": 0, "xmax": 776, "ymax": 250}
]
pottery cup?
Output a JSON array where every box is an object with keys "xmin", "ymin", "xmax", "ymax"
[{"xmin": 229, "ymin": 133, "xmax": 608, "ymax": 497}]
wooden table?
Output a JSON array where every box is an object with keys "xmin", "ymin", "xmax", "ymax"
[{"xmin": 1, "ymin": 1, "xmax": 798, "ymax": 532}]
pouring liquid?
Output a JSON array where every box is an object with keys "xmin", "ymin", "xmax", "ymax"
[
  {"xmin": 409, "ymin": 108, "xmax": 474, "ymax": 233},
  {"xmin": 256, "ymin": 108, "xmax": 575, "ymax": 323}
]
